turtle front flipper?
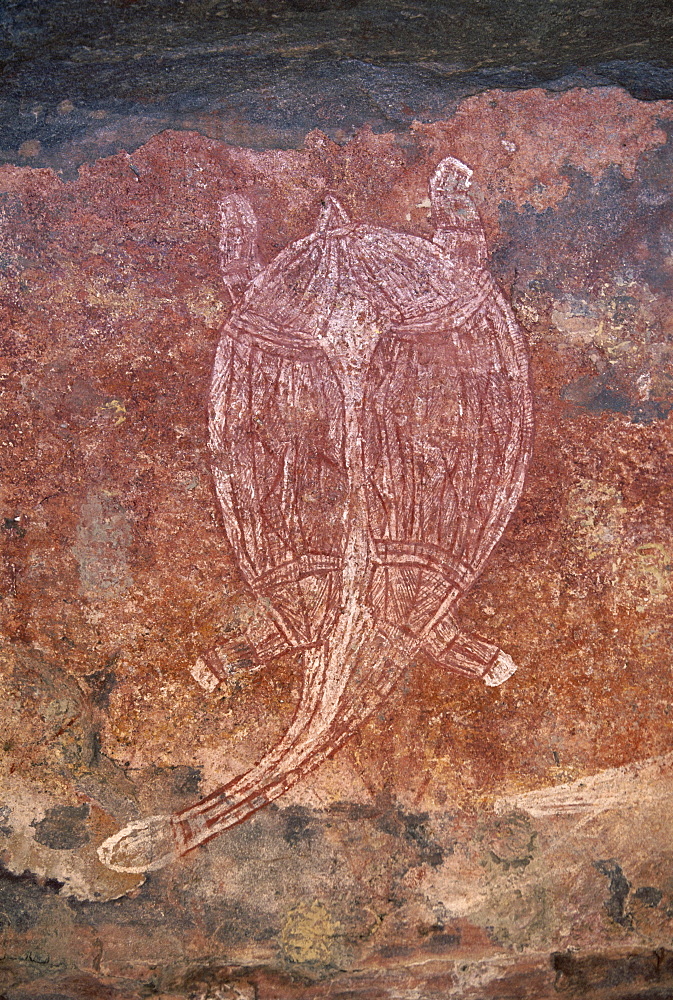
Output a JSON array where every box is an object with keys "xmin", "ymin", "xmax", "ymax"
[
  {"xmin": 421, "ymin": 614, "xmax": 517, "ymax": 687},
  {"xmin": 429, "ymin": 156, "xmax": 488, "ymax": 265},
  {"xmin": 219, "ymin": 194, "xmax": 263, "ymax": 300}
]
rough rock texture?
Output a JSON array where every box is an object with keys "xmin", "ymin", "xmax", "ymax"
[
  {"xmin": 3, "ymin": 0, "xmax": 673, "ymax": 175},
  {"xmin": 2, "ymin": 84, "xmax": 673, "ymax": 997}
]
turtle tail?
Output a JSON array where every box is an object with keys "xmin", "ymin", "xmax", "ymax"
[{"xmin": 97, "ymin": 615, "xmax": 416, "ymax": 874}]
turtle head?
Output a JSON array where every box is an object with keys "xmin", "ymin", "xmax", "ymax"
[{"xmin": 316, "ymin": 195, "xmax": 351, "ymax": 233}]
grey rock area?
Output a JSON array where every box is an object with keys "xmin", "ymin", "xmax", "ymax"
[{"xmin": 2, "ymin": 0, "xmax": 673, "ymax": 175}]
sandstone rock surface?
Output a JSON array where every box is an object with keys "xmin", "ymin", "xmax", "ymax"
[{"xmin": 2, "ymin": 85, "xmax": 673, "ymax": 999}]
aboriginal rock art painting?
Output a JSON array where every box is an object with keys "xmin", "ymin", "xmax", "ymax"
[{"xmin": 98, "ymin": 157, "xmax": 534, "ymax": 873}]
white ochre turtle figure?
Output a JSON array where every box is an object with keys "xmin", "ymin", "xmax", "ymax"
[{"xmin": 98, "ymin": 157, "xmax": 533, "ymax": 873}]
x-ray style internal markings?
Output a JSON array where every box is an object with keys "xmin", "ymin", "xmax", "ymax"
[{"xmin": 99, "ymin": 157, "xmax": 533, "ymax": 873}]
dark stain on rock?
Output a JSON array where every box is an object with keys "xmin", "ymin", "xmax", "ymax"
[
  {"xmin": 631, "ymin": 400, "xmax": 673, "ymax": 424},
  {"xmin": 421, "ymin": 928, "xmax": 462, "ymax": 952},
  {"xmin": 4, "ymin": 972, "xmax": 130, "ymax": 1000},
  {"xmin": 212, "ymin": 899, "xmax": 275, "ymax": 946},
  {"xmin": 379, "ymin": 944, "xmax": 415, "ymax": 960},
  {"xmin": 561, "ymin": 372, "xmax": 633, "ymax": 416},
  {"xmin": 8, "ymin": 994, "xmax": 73, "ymax": 1000},
  {"xmin": 4, "ymin": 643, "xmax": 87, "ymax": 751},
  {"xmin": 2, "ymin": 515, "xmax": 26, "ymax": 539},
  {"xmin": 594, "ymin": 858, "xmax": 633, "ymax": 929},
  {"xmin": 84, "ymin": 664, "xmax": 118, "ymax": 710},
  {"xmin": 561, "ymin": 370, "xmax": 672, "ymax": 423},
  {"xmin": 0, "ymin": 803, "xmax": 13, "ymax": 836},
  {"xmin": 3, "ymin": 0, "xmax": 673, "ymax": 175},
  {"xmin": 496, "ymin": 165, "xmax": 635, "ymax": 287},
  {"xmin": 84, "ymin": 729, "xmax": 102, "ymax": 767},
  {"xmin": 169, "ymin": 966, "xmax": 257, "ymax": 1000},
  {"xmin": 372, "ymin": 794, "xmax": 444, "ymax": 868},
  {"xmin": 0, "ymin": 861, "xmax": 63, "ymax": 932},
  {"xmin": 496, "ymin": 130, "xmax": 673, "ymax": 293},
  {"xmin": 283, "ymin": 805, "xmax": 315, "ymax": 847},
  {"xmin": 31, "ymin": 803, "xmax": 90, "ymax": 851},
  {"xmin": 401, "ymin": 811, "xmax": 444, "ymax": 868},
  {"xmin": 132, "ymin": 764, "xmax": 204, "ymax": 813},
  {"xmin": 171, "ymin": 765, "xmax": 202, "ymax": 797},
  {"xmin": 634, "ymin": 886, "xmax": 664, "ymax": 908},
  {"xmin": 553, "ymin": 947, "xmax": 673, "ymax": 994}
]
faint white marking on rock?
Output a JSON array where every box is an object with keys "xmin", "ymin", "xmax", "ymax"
[
  {"xmin": 494, "ymin": 752, "xmax": 673, "ymax": 818},
  {"xmin": 72, "ymin": 493, "xmax": 132, "ymax": 599}
]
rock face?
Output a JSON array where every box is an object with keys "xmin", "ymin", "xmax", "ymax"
[
  {"xmin": 3, "ymin": 0, "xmax": 673, "ymax": 175},
  {"xmin": 2, "ymin": 85, "xmax": 673, "ymax": 998}
]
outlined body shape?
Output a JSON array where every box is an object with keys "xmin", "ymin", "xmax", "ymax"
[{"xmin": 98, "ymin": 158, "xmax": 533, "ymax": 874}]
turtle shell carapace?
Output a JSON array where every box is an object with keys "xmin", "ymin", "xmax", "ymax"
[{"xmin": 209, "ymin": 184, "xmax": 532, "ymax": 653}]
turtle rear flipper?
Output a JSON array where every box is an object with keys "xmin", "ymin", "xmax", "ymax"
[
  {"xmin": 219, "ymin": 194, "xmax": 263, "ymax": 299},
  {"xmin": 422, "ymin": 615, "xmax": 518, "ymax": 687},
  {"xmin": 190, "ymin": 580, "xmax": 337, "ymax": 693},
  {"xmin": 190, "ymin": 610, "xmax": 300, "ymax": 693}
]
